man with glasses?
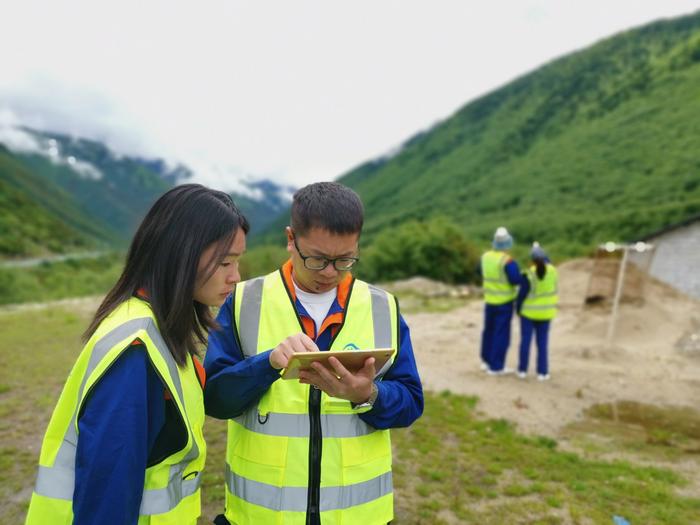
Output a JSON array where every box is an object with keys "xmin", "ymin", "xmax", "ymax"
[{"xmin": 204, "ymin": 182, "xmax": 423, "ymax": 525}]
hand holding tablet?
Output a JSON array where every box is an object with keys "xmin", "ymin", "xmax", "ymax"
[
  {"xmin": 268, "ymin": 333, "xmax": 320, "ymax": 370},
  {"xmin": 282, "ymin": 348, "xmax": 395, "ymax": 380}
]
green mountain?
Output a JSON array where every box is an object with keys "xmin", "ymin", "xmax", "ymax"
[
  {"xmin": 0, "ymin": 128, "xmax": 295, "ymax": 258},
  {"xmin": 14, "ymin": 129, "xmax": 174, "ymax": 240},
  {"xmin": 0, "ymin": 145, "xmax": 96, "ymax": 257},
  {"xmin": 0, "ymin": 131, "xmax": 177, "ymax": 258},
  {"xmin": 257, "ymin": 11, "xmax": 700, "ymax": 257},
  {"xmin": 338, "ymin": 12, "xmax": 700, "ymax": 256},
  {"xmin": 233, "ymin": 179, "xmax": 295, "ymax": 236}
]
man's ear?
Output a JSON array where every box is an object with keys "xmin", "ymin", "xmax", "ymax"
[{"xmin": 285, "ymin": 226, "xmax": 294, "ymax": 253}]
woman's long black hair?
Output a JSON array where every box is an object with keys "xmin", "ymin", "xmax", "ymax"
[
  {"xmin": 83, "ymin": 184, "xmax": 249, "ymax": 366},
  {"xmin": 534, "ymin": 259, "xmax": 547, "ymax": 279}
]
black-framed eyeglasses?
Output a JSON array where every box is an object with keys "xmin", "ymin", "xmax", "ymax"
[{"xmin": 293, "ymin": 237, "xmax": 359, "ymax": 271}]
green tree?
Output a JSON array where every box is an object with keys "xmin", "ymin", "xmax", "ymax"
[{"xmin": 358, "ymin": 217, "xmax": 480, "ymax": 284}]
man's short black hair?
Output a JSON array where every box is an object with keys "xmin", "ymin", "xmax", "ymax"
[{"xmin": 291, "ymin": 182, "xmax": 364, "ymax": 236}]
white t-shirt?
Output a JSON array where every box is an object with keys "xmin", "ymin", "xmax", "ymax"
[{"xmin": 293, "ymin": 280, "xmax": 337, "ymax": 335}]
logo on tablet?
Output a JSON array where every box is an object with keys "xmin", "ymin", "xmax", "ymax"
[{"xmin": 343, "ymin": 343, "xmax": 360, "ymax": 351}]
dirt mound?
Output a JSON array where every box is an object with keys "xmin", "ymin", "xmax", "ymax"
[
  {"xmin": 381, "ymin": 276, "xmax": 474, "ymax": 298},
  {"xmin": 675, "ymin": 318, "xmax": 700, "ymax": 355}
]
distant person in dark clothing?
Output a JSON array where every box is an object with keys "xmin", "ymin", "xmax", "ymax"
[
  {"xmin": 516, "ymin": 242, "xmax": 559, "ymax": 381},
  {"xmin": 479, "ymin": 227, "xmax": 521, "ymax": 374}
]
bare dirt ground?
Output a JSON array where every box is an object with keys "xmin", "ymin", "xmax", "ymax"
[
  {"xmin": 0, "ymin": 294, "xmax": 104, "ymax": 316},
  {"xmin": 402, "ymin": 258, "xmax": 700, "ymax": 439}
]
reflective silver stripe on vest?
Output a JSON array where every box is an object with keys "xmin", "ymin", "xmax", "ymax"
[
  {"xmin": 34, "ymin": 464, "xmax": 74, "ymax": 500},
  {"xmin": 368, "ymin": 284, "xmax": 395, "ymax": 379},
  {"xmin": 485, "ymin": 289, "xmax": 516, "ymax": 296},
  {"xmin": 368, "ymin": 285, "xmax": 392, "ymax": 349},
  {"xmin": 521, "ymin": 304, "xmax": 557, "ymax": 311},
  {"xmin": 225, "ymin": 464, "xmax": 392, "ymax": 512},
  {"xmin": 238, "ymin": 277, "xmax": 265, "ymax": 357},
  {"xmin": 35, "ymin": 317, "xmax": 200, "ymax": 515},
  {"xmin": 139, "ymin": 471, "xmax": 202, "ymax": 515},
  {"xmin": 234, "ymin": 410, "xmax": 375, "ymax": 438},
  {"xmin": 530, "ymin": 291, "xmax": 558, "ymax": 298}
]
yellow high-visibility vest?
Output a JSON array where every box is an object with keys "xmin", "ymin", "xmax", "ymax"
[
  {"xmin": 25, "ymin": 297, "xmax": 206, "ymax": 525},
  {"xmin": 521, "ymin": 264, "xmax": 559, "ymax": 321},
  {"xmin": 225, "ymin": 270, "xmax": 399, "ymax": 524},
  {"xmin": 481, "ymin": 250, "xmax": 517, "ymax": 304}
]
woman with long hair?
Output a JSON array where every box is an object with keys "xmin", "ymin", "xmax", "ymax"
[
  {"xmin": 25, "ymin": 184, "xmax": 249, "ymax": 525},
  {"xmin": 516, "ymin": 243, "xmax": 559, "ymax": 381}
]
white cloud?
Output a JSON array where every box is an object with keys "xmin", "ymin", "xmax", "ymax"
[
  {"xmin": 0, "ymin": 110, "xmax": 103, "ymax": 180},
  {"xmin": 0, "ymin": 110, "xmax": 40, "ymax": 152},
  {"xmin": 65, "ymin": 155, "xmax": 103, "ymax": 181},
  {"xmin": 0, "ymin": 0, "xmax": 698, "ymax": 190}
]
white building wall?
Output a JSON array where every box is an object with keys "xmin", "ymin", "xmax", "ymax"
[{"xmin": 630, "ymin": 220, "xmax": 700, "ymax": 300}]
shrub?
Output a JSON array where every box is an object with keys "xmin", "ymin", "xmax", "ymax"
[
  {"xmin": 239, "ymin": 245, "xmax": 289, "ymax": 280},
  {"xmin": 357, "ymin": 217, "xmax": 480, "ymax": 284}
]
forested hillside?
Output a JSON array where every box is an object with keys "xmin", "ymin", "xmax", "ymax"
[
  {"xmin": 0, "ymin": 146, "xmax": 101, "ymax": 257},
  {"xmin": 334, "ymin": 12, "xmax": 700, "ymax": 255}
]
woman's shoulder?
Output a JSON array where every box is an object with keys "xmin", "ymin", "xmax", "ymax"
[
  {"xmin": 82, "ymin": 343, "xmax": 163, "ymax": 407},
  {"xmin": 89, "ymin": 297, "xmax": 156, "ymax": 343}
]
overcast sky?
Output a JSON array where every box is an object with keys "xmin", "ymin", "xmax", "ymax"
[{"xmin": 0, "ymin": 1, "xmax": 698, "ymax": 192}]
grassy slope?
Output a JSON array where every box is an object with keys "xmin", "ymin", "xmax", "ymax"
[
  {"xmin": 2, "ymin": 305, "xmax": 699, "ymax": 524},
  {"xmin": 0, "ymin": 254, "xmax": 124, "ymax": 306},
  {"xmin": 16, "ymin": 151, "xmax": 168, "ymax": 242},
  {"xmin": 335, "ymin": 13, "xmax": 700, "ymax": 256},
  {"xmin": 0, "ymin": 130, "xmax": 174, "ymax": 258},
  {"xmin": 0, "ymin": 147, "xmax": 102, "ymax": 257}
]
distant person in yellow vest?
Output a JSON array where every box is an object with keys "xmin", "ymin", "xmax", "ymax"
[
  {"xmin": 516, "ymin": 242, "xmax": 559, "ymax": 381},
  {"xmin": 479, "ymin": 226, "xmax": 521, "ymax": 374},
  {"xmin": 204, "ymin": 182, "xmax": 424, "ymax": 525},
  {"xmin": 25, "ymin": 184, "xmax": 249, "ymax": 525}
]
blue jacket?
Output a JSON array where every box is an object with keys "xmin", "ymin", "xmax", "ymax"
[
  {"xmin": 204, "ymin": 287, "xmax": 424, "ymax": 430},
  {"xmin": 503, "ymin": 259, "xmax": 522, "ymax": 286},
  {"xmin": 73, "ymin": 347, "xmax": 168, "ymax": 525},
  {"xmin": 516, "ymin": 275, "xmax": 531, "ymax": 313}
]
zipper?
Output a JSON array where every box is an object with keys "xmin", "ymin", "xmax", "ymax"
[
  {"xmin": 305, "ymin": 277, "xmax": 355, "ymax": 523},
  {"xmin": 306, "ymin": 386, "xmax": 322, "ymax": 525},
  {"xmin": 281, "ymin": 273, "xmax": 356, "ymax": 523},
  {"xmin": 278, "ymin": 267, "xmax": 323, "ymax": 523}
]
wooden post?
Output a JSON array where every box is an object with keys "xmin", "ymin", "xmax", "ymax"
[
  {"xmin": 641, "ymin": 243, "xmax": 656, "ymax": 302},
  {"xmin": 607, "ymin": 245, "xmax": 629, "ymax": 346}
]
